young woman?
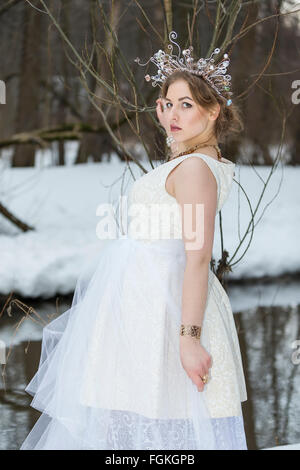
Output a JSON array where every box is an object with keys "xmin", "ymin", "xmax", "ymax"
[{"xmin": 20, "ymin": 32, "xmax": 247, "ymax": 450}]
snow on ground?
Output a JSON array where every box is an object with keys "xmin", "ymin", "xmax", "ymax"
[
  {"xmin": 262, "ymin": 442, "xmax": 300, "ymax": 450},
  {"xmin": 0, "ymin": 150, "xmax": 299, "ymax": 298},
  {"xmin": 218, "ymin": 161, "xmax": 300, "ymax": 280}
]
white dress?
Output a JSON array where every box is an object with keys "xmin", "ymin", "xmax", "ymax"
[{"xmin": 20, "ymin": 153, "xmax": 248, "ymax": 450}]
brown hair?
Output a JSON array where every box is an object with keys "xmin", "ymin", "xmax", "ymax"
[{"xmin": 160, "ymin": 70, "xmax": 244, "ymax": 144}]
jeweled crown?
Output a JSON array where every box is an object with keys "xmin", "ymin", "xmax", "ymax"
[{"xmin": 135, "ymin": 31, "xmax": 233, "ymax": 106}]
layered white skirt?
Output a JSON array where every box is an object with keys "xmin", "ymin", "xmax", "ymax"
[{"xmin": 20, "ymin": 235, "xmax": 247, "ymax": 450}]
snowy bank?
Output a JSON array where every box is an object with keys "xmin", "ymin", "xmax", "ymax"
[
  {"xmin": 263, "ymin": 442, "xmax": 300, "ymax": 450},
  {"xmin": 0, "ymin": 156, "xmax": 299, "ymax": 298}
]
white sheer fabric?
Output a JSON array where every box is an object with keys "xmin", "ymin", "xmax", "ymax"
[{"xmin": 20, "ymin": 237, "xmax": 247, "ymax": 450}]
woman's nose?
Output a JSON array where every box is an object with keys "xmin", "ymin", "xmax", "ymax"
[{"xmin": 170, "ymin": 106, "xmax": 179, "ymax": 120}]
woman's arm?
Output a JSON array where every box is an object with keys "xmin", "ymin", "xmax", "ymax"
[
  {"xmin": 174, "ymin": 157, "xmax": 217, "ymax": 324},
  {"xmin": 172, "ymin": 157, "xmax": 217, "ymax": 391}
]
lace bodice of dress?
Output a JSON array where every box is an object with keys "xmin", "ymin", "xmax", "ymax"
[{"xmin": 127, "ymin": 153, "xmax": 235, "ymax": 242}]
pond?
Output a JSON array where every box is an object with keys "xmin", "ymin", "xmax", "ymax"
[{"xmin": 0, "ymin": 277, "xmax": 300, "ymax": 450}]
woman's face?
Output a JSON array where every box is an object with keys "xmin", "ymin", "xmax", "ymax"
[{"xmin": 163, "ymin": 79, "xmax": 218, "ymax": 144}]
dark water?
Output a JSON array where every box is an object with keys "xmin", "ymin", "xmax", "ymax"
[{"xmin": 0, "ymin": 283, "xmax": 300, "ymax": 450}]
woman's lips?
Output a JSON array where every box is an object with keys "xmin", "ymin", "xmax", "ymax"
[{"xmin": 171, "ymin": 125, "xmax": 182, "ymax": 131}]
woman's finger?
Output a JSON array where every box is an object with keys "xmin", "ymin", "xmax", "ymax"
[
  {"xmin": 193, "ymin": 374, "xmax": 204, "ymax": 392},
  {"xmin": 201, "ymin": 370, "xmax": 210, "ymax": 386},
  {"xmin": 155, "ymin": 103, "xmax": 167, "ymax": 131},
  {"xmin": 155, "ymin": 98, "xmax": 162, "ymax": 112},
  {"xmin": 188, "ymin": 371, "xmax": 205, "ymax": 392},
  {"xmin": 157, "ymin": 97, "xmax": 167, "ymax": 112}
]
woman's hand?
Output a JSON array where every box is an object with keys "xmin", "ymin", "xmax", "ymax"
[
  {"xmin": 155, "ymin": 97, "xmax": 169, "ymax": 132},
  {"xmin": 156, "ymin": 97, "xmax": 178, "ymax": 156},
  {"xmin": 179, "ymin": 336, "xmax": 212, "ymax": 392}
]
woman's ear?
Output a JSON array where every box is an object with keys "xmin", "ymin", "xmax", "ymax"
[{"xmin": 209, "ymin": 103, "xmax": 220, "ymax": 121}]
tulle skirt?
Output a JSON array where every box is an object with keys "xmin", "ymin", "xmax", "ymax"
[{"xmin": 20, "ymin": 235, "xmax": 247, "ymax": 450}]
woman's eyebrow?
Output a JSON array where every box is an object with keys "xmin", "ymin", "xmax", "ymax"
[{"xmin": 165, "ymin": 96, "xmax": 193, "ymax": 102}]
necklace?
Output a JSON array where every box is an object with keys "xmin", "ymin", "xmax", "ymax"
[{"xmin": 167, "ymin": 143, "xmax": 222, "ymax": 162}]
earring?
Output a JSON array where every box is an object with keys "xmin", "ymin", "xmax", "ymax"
[{"xmin": 166, "ymin": 135, "xmax": 175, "ymax": 147}]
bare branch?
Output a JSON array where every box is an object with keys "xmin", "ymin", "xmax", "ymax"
[
  {"xmin": 0, "ymin": 202, "xmax": 34, "ymax": 232},
  {"xmin": 0, "ymin": 0, "xmax": 22, "ymax": 17}
]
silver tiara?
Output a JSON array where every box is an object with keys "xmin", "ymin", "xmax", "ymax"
[{"xmin": 134, "ymin": 31, "xmax": 233, "ymax": 106}]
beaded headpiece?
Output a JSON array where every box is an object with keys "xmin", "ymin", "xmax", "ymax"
[{"xmin": 134, "ymin": 31, "xmax": 233, "ymax": 106}]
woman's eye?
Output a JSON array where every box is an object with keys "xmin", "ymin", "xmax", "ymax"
[{"xmin": 164, "ymin": 102, "xmax": 191, "ymax": 109}]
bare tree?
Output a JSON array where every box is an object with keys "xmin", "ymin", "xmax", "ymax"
[
  {"xmin": 1, "ymin": 0, "xmax": 299, "ymax": 282},
  {"xmin": 75, "ymin": 0, "xmax": 123, "ymax": 164},
  {"xmin": 12, "ymin": 0, "xmax": 43, "ymax": 167},
  {"xmin": 36, "ymin": 0, "xmax": 298, "ymax": 278}
]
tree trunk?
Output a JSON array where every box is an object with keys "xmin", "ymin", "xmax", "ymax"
[
  {"xmin": 57, "ymin": 0, "xmax": 71, "ymax": 166},
  {"xmin": 12, "ymin": 0, "xmax": 42, "ymax": 167},
  {"xmin": 75, "ymin": 0, "xmax": 121, "ymax": 164}
]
